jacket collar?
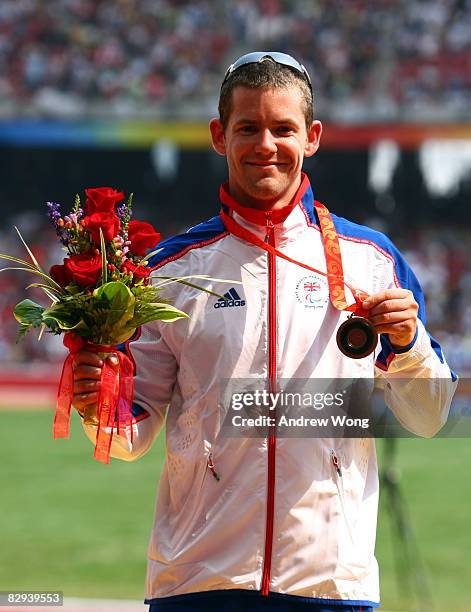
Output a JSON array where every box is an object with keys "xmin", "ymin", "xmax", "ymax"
[{"xmin": 219, "ymin": 172, "xmax": 311, "ymax": 227}]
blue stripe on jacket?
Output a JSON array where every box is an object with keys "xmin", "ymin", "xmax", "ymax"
[{"xmin": 147, "ymin": 215, "xmax": 226, "ymax": 269}]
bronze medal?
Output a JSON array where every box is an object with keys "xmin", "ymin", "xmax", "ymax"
[{"xmin": 336, "ymin": 314, "xmax": 378, "ymax": 359}]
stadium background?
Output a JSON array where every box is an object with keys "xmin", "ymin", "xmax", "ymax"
[{"xmin": 0, "ymin": 1, "xmax": 470, "ymax": 611}]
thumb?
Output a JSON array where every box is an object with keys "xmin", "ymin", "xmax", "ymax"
[{"xmin": 107, "ymin": 354, "xmax": 120, "ymax": 370}]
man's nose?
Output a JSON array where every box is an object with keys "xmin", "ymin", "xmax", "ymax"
[{"xmin": 254, "ymin": 129, "xmax": 277, "ymax": 154}]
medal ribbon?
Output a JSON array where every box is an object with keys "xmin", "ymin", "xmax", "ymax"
[
  {"xmin": 53, "ymin": 332, "xmax": 134, "ymax": 464},
  {"xmin": 219, "ymin": 200, "xmax": 369, "ymax": 317}
]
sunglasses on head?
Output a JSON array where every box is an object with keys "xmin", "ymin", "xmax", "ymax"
[{"xmin": 221, "ymin": 51, "xmax": 312, "ymax": 94}]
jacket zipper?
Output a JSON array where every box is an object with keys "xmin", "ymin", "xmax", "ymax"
[
  {"xmin": 331, "ymin": 449, "xmax": 342, "ymax": 477},
  {"xmin": 206, "ymin": 452, "xmax": 220, "ymax": 481},
  {"xmin": 261, "ymin": 211, "xmax": 277, "ymax": 596},
  {"xmin": 331, "ymin": 449, "xmax": 355, "ymax": 543}
]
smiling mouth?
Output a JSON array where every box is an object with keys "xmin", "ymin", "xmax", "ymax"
[{"xmin": 246, "ymin": 161, "xmax": 283, "ymax": 167}]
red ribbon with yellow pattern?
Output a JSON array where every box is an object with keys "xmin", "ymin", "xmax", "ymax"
[{"xmin": 219, "ymin": 200, "xmax": 369, "ymax": 318}]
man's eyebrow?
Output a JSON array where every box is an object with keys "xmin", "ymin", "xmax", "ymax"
[
  {"xmin": 272, "ymin": 119, "xmax": 302, "ymax": 129},
  {"xmin": 233, "ymin": 118, "xmax": 258, "ymax": 125},
  {"xmin": 233, "ymin": 118, "xmax": 299, "ymax": 125}
]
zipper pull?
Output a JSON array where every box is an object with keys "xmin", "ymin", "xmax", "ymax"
[
  {"xmin": 331, "ymin": 449, "xmax": 342, "ymax": 477},
  {"xmin": 207, "ymin": 453, "xmax": 220, "ymax": 481},
  {"xmin": 264, "ymin": 211, "xmax": 274, "ymax": 243}
]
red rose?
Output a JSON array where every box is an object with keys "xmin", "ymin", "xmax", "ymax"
[
  {"xmin": 64, "ymin": 253, "xmax": 102, "ymax": 287},
  {"xmin": 85, "ymin": 187, "xmax": 124, "ymax": 214},
  {"xmin": 127, "ymin": 220, "xmax": 160, "ymax": 256},
  {"xmin": 50, "ymin": 264, "xmax": 71, "ymax": 288},
  {"xmin": 82, "ymin": 212, "xmax": 121, "ymax": 244},
  {"xmin": 63, "ymin": 332, "xmax": 85, "ymax": 353},
  {"xmin": 122, "ymin": 260, "xmax": 150, "ymax": 284}
]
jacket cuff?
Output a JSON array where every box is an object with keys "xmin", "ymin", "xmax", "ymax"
[{"xmin": 381, "ymin": 326, "xmax": 419, "ymax": 355}]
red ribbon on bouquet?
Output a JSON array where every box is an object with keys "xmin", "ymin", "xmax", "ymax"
[{"xmin": 53, "ymin": 332, "xmax": 134, "ymax": 464}]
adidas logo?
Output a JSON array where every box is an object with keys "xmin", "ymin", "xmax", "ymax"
[{"xmin": 214, "ymin": 288, "xmax": 246, "ymax": 309}]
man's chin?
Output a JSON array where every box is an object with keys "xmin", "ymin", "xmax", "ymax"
[{"xmin": 248, "ymin": 177, "xmax": 287, "ymax": 201}]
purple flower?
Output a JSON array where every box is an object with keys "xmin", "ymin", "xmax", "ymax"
[
  {"xmin": 46, "ymin": 201, "xmax": 61, "ymax": 225},
  {"xmin": 116, "ymin": 202, "xmax": 125, "ymax": 219},
  {"xmin": 47, "ymin": 201, "xmax": 69, "ymax": 245},
  {"xmin": 116, "ymin": 201, "xmax": 132, "ymax": 221}
]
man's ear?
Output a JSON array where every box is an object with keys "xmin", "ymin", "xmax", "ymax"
[
  {"xmin": 209, "ymin": 118, "xmax": 226, "ymax": 156},
  {"xmin": 304, "ymin": 120, "xmax": 322, "ymax": 158}
]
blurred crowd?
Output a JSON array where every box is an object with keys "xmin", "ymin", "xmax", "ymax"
[
  {"xmin": 1, "ymin": 218, "xmax": 471, "ymax": 375},
  {"xmin": 400, "ymin": 228, "xmax": 471, "ymax": 376},
  {"xmin": 0, "ymin": 0, "xmax": 470, "ymax": 121}
]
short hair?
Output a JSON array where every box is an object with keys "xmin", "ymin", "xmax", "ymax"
[{"xmin": 218, "ymin": 59, "xmax": 314, "ymax": 130}]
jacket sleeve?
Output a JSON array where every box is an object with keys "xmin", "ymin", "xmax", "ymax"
[
  {"xmin": 374, "ymin": 244, "xmax": 457, "ymax": 438},
  {"xmin": 82, "ymin": 321, "xmax": 177, "ymax": 461}
]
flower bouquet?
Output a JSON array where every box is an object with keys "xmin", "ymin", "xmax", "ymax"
[{"xmin": 1, "ymin": 187, "xmax": 219, "ymax": 463}]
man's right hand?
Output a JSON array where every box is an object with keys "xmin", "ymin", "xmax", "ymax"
[{"xmin": 72, "ymin": 350, "xmax": 119, "ymax": 417}]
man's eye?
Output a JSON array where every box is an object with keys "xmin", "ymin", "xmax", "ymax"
[
  {"xmin": 239, "ymin": 126, "xmax": 257, "ymax": 134},
  {"xmin": 276, "ymin": 126, "xmax": 294, "ymax": 135}
]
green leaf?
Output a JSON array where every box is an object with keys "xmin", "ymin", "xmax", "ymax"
[
  {"xmin": 93, "ymin": 281, "xmax": 135, "ymax": 326},
  {"xmin": 130, "ymin": 302, "xmax": 189, "ymax": 327},
  {"xmin": 0, "ymin": 253, "xmax": 38, "ymax": 269},
  {"xmin": 16, "ymin": 324, "xmax": 30, "ymax": 342},
  {"xmin": 14, "ymin": 226, "xmax": 43, "ymax": 271},
  {"xmin": 153, "ymin": 274, "xmax": 242, "ymax": 287},
  {"xmin": 99, "ymin": 228, "xmax": 107, "ymax": 285},
  {"xmin": 120, "ymin": 193, "xmax": 133, "ymax": 233},
  {"xmin": 42, "ymin": 302, "xmax": 87, "ymax": 331},
  {"xmin": 73, "ymin": 193, "xmax": 81, "ymax": 215},
  {"xmin": 107, "ymin": 327, "xmax": 137, "ymax": 345},
  {"xmin": 107, "ymin": 302, "xmax": 188, "ymax": 344},
  {"xmin": 152, "ymin": 274, "xmax": 242, "ymax": 299},
  {"xmin": 25, "ymin": 282, "xmax": 62, "ymax": 295},
  {"xmin": 140, "ymin": 246, "xmax": 163, "ymax": 263},
  {"xmin": 26, "ymin": 283, "xmax": 61, "ymax": 302},
  {"xmin": 13, "ymin": 299, "xmax": 45, "ymax": 327},
  {"xmin": 91, "ymin": 281, "xmax": 136, "ymax": 343},
  {"xmin": 0, "ymin": 265, "xmax": 64, "ymax": 293}
]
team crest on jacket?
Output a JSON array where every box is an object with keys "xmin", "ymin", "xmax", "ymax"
[{"xmin": 295, "ymin": 275, "xmax": 329, "ymax": 309}]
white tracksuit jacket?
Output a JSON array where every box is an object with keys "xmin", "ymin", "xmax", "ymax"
[{"xmin": 83, "ymin": 175, "xmax": 456, "ymax": 608}]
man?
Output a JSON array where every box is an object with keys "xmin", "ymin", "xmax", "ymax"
[{"xmin": 73, "ymin": 52, "xmax": 456, "ymax": 611}]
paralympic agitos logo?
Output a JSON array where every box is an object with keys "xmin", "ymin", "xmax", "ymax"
[{"xmin": 295, "ymin": 274, "xmax": 329, "ymax": 309}]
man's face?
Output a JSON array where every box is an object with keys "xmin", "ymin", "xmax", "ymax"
[{"xmin": 210, "ymin": 85, "xmax": 321, "ymax": 210}]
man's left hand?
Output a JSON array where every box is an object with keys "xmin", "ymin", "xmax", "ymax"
[{"xmin": 362, "ymin": 289, "xmax": 419, "ymax": 348}]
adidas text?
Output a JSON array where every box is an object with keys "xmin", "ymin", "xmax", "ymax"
[
  {"xmin": 214, "ymin": 288, "xmax": 246, "ymax": 309},
  {"xmin": 214, "ymin": 299, "xmax": 246, "ymax": 309}
]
